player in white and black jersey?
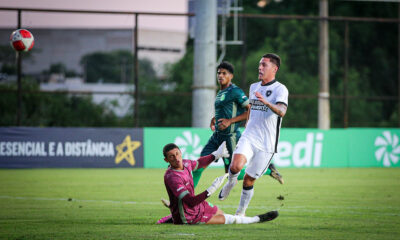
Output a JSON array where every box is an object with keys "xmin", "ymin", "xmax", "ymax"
[{"xmin": 218, "ymin": 53, "xmax": 289, "ymax": 217}]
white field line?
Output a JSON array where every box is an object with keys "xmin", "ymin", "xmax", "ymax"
[{"xmin": 1, "ymin": 195, "xmax": 399, "ymax": 216}]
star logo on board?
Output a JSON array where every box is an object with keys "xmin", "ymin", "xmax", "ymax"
[
  {"xmin": 374, "ymin": 131, "xmax": 400, "ymax": 167},
  {"xmin": 115, "ymin": 135, "xmax": 141, "ymax": 166},
  {"xmin": 174, "ymin": 131, "xmax": 203, "ymax": 159}
]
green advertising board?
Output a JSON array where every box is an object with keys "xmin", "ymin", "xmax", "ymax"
[
  {"xmin": 347, "ymin": 129, "xmax": 400, "ymax": 167},
  {"xmin": 144, "ymin": 128, "xmax": 400, "ymax": 168},
  {"xmin": 144, "ymin": 128, "xmax": 213, "ymax": 168}
]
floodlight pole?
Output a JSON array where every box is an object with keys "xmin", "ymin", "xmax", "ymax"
[
  {"xmin": 134, "ymin": 13, "xmax": 139, "ymax": 127},
  {"xmin": 192, "ymin": 0, "xmax": 217, "ymax": 127},
  {"xmin": 318, "ymin": 0, "xmax": 330, "ymax": 129},
  {"xmin": 16, "ymin": 10, "xmax": 22, "ymax": 126},
  {"xmin": 398, "ymin": 3, "xmax": 400, "ymax": 127},
  {"xmin": 343, "ymin": 21, "xmax": 349, "ymax": 128}
]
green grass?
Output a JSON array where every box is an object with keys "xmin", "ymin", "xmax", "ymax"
[{"xmin": 0, "ymin": 168, "xmax": 399, "ymax": 240}]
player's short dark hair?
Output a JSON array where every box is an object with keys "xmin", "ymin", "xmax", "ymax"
[
  {"xmin": 163, "ymin": 143, "xmax": 180, "ymax": 157},
  {"xmin": 262, "ymin": 53, "xmax": 281, "ymax": 70},
  {"xmin": 217, "ymin": 61, "xmax": 234, "ymax": 74}
]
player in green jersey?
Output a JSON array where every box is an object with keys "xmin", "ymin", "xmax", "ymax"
[{"xmin": 192, "ymin": 61, "xmax": 284, "ymax": 188}]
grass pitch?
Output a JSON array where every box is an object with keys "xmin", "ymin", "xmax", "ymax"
[{"xmin": 0, "ymin": 168, "xmax": 399, "ymax": 240}]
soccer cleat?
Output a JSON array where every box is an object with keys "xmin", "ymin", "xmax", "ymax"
[
  {"xmin": 218, "ymin": 179, "xmax": 237, "ymax": 201},
  {"xmin": 258, "ymin": 210, "xmax": 279, "ymax": 223},
  {"xmin": 161, "ymin": 198, "xmax": 170, "ymax": 208},
  {"xmin": 269, "ymin": 163, "xmax": 284, "ymax": 184}
]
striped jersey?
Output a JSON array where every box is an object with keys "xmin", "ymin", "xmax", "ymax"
[
  {"xmin": 214, "ymin": 84, "xmax": 249, "ymax": 134},
  {"xmin": 242, "ymin": 80, "xmax": 289, "ymax": 153}
]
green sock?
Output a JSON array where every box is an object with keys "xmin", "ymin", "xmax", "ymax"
[
  {"xmin": 192, "ymin": 168, "xmax": 204, "ymax": 188},
  {"xmin": 237, "ymin": 167, "xmax": 272, "ymax": 181}
]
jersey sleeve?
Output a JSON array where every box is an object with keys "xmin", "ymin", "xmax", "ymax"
[
  {"xmin": 188, "ymin": 159, "xmax": 198, "ymax": 171},
  {"xmin": 234, "ymin": 87, "xmax": 250, "ymax": 108},
  {"xmin": 275, "ymin": 85, "xmax": 289, "ymax": 107},
  {"xmin": 248, "ymin": 83, "xmax": 257, "ymax": 103}
]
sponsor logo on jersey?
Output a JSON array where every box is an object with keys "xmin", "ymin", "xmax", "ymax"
[{"xmin": 250, "ymin": 99, "xmax": 269, "ymax": 112}]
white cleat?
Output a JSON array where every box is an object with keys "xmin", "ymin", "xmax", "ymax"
[{"xmin": 218, "ymin": 179, "xmax": 237, "ymax": 201}]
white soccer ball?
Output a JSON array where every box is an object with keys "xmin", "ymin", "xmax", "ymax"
[{"xmin": 10, "ymin": 29, "xmax": 35, "ymax": 52}]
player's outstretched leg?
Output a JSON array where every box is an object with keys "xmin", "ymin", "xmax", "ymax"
[
  {"xmin": 192, "ymin": 167, "xmax": 204, "ymax": 188},
  {"xmin": 156, "ymin": 214, "xmax": 173, "ymax": 224},
  {"xmin": 219, "ymin": 169, "xmax": 239, "ymax": 201},
  {"xmin": 235, "ymin": 185, "xmax": 254, "ymax": 216},
  {"xmin": 223, "ymin": 210, "xmax": 278, "ymax": 224},
  {"xmin": 237, "ymin": 163, "xmax": 284, "ymax": 184},
  {"xmin": 257, "ymin": 210, "xmax": 279, "ymax": 223},
  {"xmin": 268, "ymin": 163, "xmax": 284, "ymax": 184}
]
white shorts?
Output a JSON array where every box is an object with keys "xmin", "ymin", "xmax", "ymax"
[{"xmin": 233, "ymin": 136, "xmax": 274, "ymax": 179}]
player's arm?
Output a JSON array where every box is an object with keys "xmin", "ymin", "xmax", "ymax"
[
  {"xmin": 182, "ymin": 191, "xmax": 208, "ymax": 207},
  {"xmin": 196, "ymin": 155, "xmax": 215, "ymax": 169},
  {"xmin": 183, "ymin": 174, "xmax": 227, "ymax": 207},
  {"xmin": 255, "ymin": 92, "xmax": 287, "ymax": 117},
  {"xmin": 166, "ymin": 176, "xmax": 208, "ymax": 208},
  {"xmin": 217, "ymin": 110, "xmax": 247, "ymax": 130},
  {"xmin": 210, "ymin": 117, "xmax": 216, "ymax": 131},
  {"xmin": 196, "ymin": 142, "xmax": 229, "ymax": 169}
]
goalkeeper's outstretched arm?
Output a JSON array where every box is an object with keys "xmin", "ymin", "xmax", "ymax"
[{"xmin": 196, "ymin": 141, "xmax": 230, "ymax": 170}]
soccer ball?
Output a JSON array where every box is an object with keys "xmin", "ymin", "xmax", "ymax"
[{"xmin": 10, "ymin": 29, "xmax": 35, "ymax": 52}]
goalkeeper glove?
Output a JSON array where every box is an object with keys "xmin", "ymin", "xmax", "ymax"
[
  {"xmin": 206, "ymin": 173, "xmax": 228, "ymax": 196},
  {"xmin": 212, "ymin": 141, "xmax": 230, "ymax": 160}
]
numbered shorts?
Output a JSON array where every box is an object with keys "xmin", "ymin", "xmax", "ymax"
[{"xmin": 233, "ymin": 136, "xmax": 274, "ymax": 179}]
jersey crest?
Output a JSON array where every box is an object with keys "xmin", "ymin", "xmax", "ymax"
[{"xmin": 220, "ymin": 93, "xmax": 226, "ymax": 101}]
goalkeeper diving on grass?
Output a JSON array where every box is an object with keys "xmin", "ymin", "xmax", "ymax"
[{"xmin": 157, "ymin": 141, "xmax": 278, "ymax": 224}]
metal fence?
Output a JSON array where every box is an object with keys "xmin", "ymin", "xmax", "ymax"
[{"xmin": 0, "ymin": 6, "xmax": 399, "ymax": 128}]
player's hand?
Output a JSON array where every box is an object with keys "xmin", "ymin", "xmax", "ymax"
[
  {"xmin": 210, "ymin": 117, "xmax": 216, "ymax": 132},
  {"xmin": 217, "ymin": 118, "xmax": 231, "ymax": 130},
  {"xmin": 206, "ymin": 173, "xmax": 228, "ymax": 196},
  {"xmin": 255, "ymin": 91, "xmax": 268, "ymax": 105},
  {"xmin": 212, "ymin": 141, "xmax": 230, "ymax": 160},
  {"xmin": 210, "ymin": 125, "xmax": 216, "ymax": 132}
]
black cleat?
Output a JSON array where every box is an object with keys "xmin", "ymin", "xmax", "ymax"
[
  {"xmin": 258, "ymin": 210, "xmax": 279, "ymax": 223},
  {"xmin": 269, "ymin": 163, "xmax": 284, "ymax": 184}
]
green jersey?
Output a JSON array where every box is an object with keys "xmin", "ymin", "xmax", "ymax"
[{"xmin": 214, "ymin": 84, "xmax": 249, "ymax": 134}]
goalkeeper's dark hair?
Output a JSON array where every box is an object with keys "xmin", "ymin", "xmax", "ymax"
[
  {"xmin": 217, "ymin": 61, "xmax": 234, "ymax": 74},
  {"xmin": 263, "ymin": 53, "xmax": 281, "ymax": 70},
  {"xmin": 163, "ymin": 143, "xmax": 180, "ymax": 157}
]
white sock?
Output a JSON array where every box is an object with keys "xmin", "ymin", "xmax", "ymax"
[
  {"xmin": 224, "ymin": 214, "xmax": 260, "ymax": 224},
  {"xmin": 228, "ymin": 168, "xmax": 239, "ymax": 184},
  {"xmin": 236, "ymin": 186, "xmax": 254, "ymax": 216}
]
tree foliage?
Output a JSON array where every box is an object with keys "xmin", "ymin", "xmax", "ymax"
[
  {"xmin": 1, "ymin": 1, "xmax": 398, "ymax": 128},
  {"xmin": 80, "ymin": 50, "xmax": 156, "ymax": 83},
  {"xmin": 0, "ymin": 79, "xmax": 127, "ymax": 127}
]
